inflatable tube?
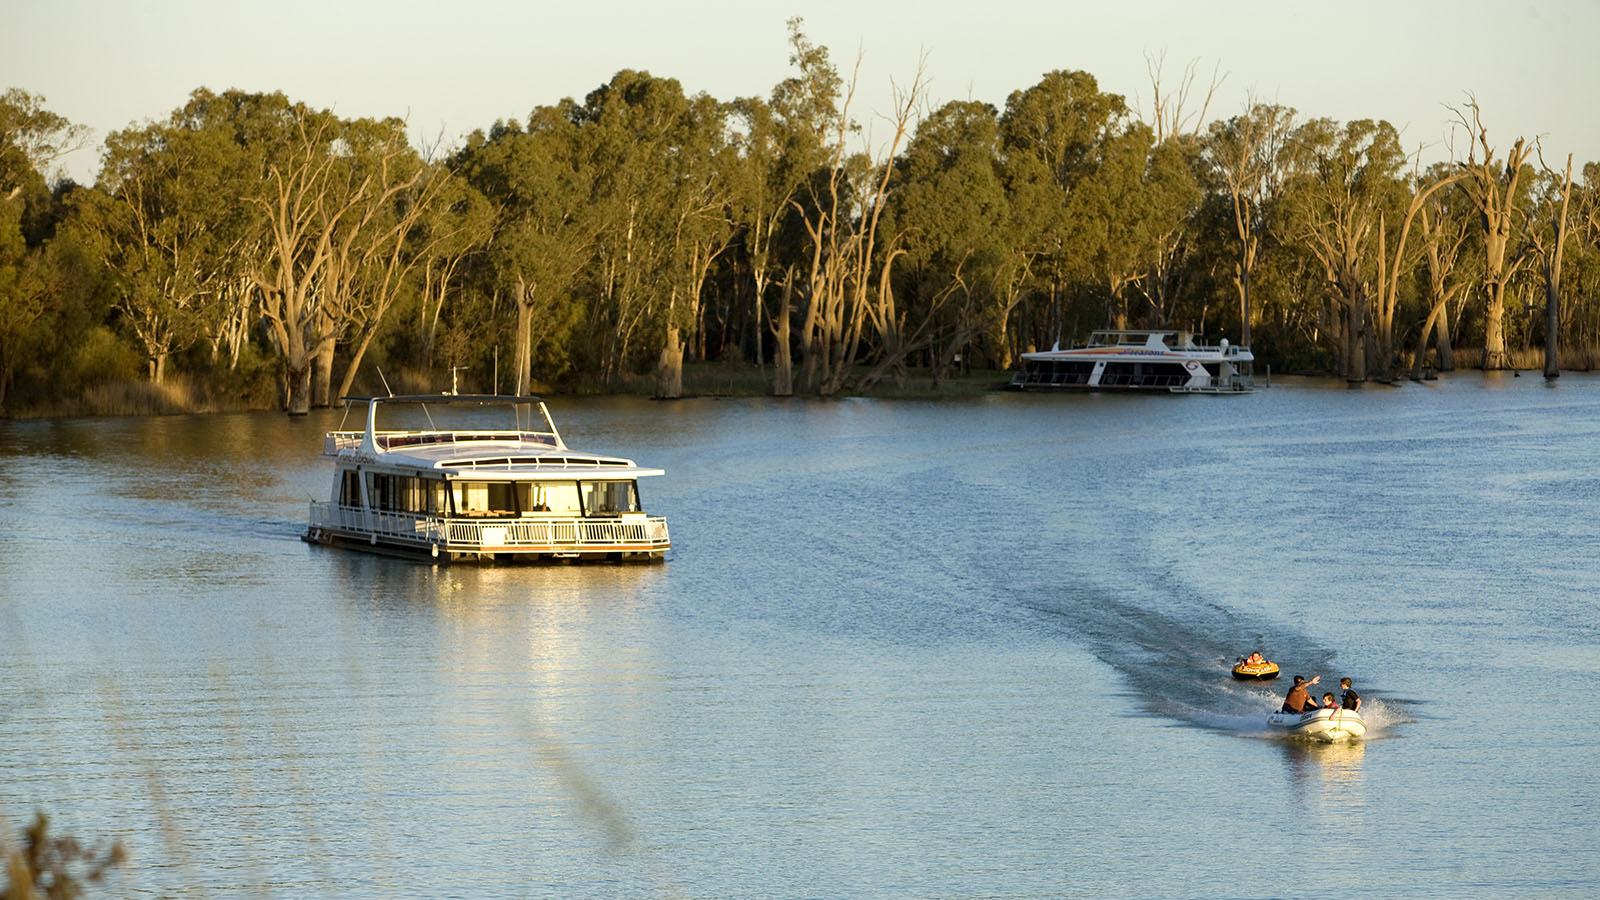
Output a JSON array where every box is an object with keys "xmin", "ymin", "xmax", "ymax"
[{"xmin": 1231, "ymin": 660, "xmax": 1280, "ymax": 680}]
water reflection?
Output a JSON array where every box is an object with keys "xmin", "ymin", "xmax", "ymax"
[
  {"xmin": 323, "ymin": 550, "xmax": 674, "ymax": 846},
  {"xmin": 1282, "ymin": 738, "xmax": 1366, "ymax": 808}
]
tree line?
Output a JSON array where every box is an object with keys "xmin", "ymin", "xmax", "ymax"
[{"xmin": 4, "ymin": 20, "xmax": 1599, "ymax": 415}]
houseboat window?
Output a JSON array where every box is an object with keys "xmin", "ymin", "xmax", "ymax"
[
  {"xmin": 529, "ymin": 481, "xmax": 582, "ymax": 516},
  {"xmin": 451, "ymin": 480, "xmax": 519, "ymax": 518},
  {"xmin": 340, "ymin": 470, "xmax": 361, "ymax": 507},
  {"xmin": 1022, "ymin": 359, "xmax": 1093, "ymax": 385},
  {"xmin": 580, "ymin": 480, "xmax": 640, "ymax": 516},
  {"xmin": 366, "ymin": 473, "xmax": 433, "ymax": 513}
]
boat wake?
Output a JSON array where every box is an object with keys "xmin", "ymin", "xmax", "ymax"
[{"xmin": 1023, "ymin": 583, "xmax": 1404, "ymax": 740}]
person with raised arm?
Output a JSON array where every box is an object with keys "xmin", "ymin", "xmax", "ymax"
[{"xmin": 1281, "ymin": 674, "xmax": 1320, "ymax": 714}]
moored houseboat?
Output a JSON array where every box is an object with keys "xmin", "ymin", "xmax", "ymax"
[
  {"xmin": 304, "ymin": 394, "xmax": 669, "ymax": 563},
  {"xmin": 1010, "ymin": 330, "xmax": 1255, "ymax": 393}
]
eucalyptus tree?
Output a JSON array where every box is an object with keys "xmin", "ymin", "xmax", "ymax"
[
  {"xmin": 1409, "ymin": 166, "xmax": 1473, "ymax": 376},
  {"xmin": 1069, "ymin": 120, "xmax": 1147, "ymax": 330},
  {"xmin": 1280, "ymin": 118, "xmax": 1411, "ymax": 380},
  {"xmin": 1069, "ymin": 119, "xmax": 1202, "ymax": 332},
  {"xmin": 409, "ymin": 176, "xmax": 493, "ymax": 370},
  {"xmin": 1373, "ymin": 168, "xmax": 1467, "ymax": 380},
  {"xmin": 1133, "ymin": 134, "xmax": 1206, "ymax": 330},
  {"xmin": 0, "ymin": 192, "xmax": 47, "ymax": 410},
  {"xmin": 145, "ymin": 89, "xmax": 283, "ymax": 371},
  {"xmin": 726, "ymin": 20, "xmax": 849, "ymax": 395},
  {"xmin": 725, "ymin": 50, "xmax": 930, "ymax": 399},
  {"xmin": 1574, "ymin": 162, "xmax": 1600, "ymax": 349},
  {"xmin": 725, "ymin": 96, "xmax": 789, "ymax": 377},
  {"xmin": 652, "ymin": 92, "xmax": 737, "ymax": 399},
  {"xmin": 329, "ymin": 159, "xmax": 477, "ymax": 401},
  {"xmin": 999, "ymin": 70, "xmax": 1128, "ymax": 348},
  {"xmin": 727, "ymin": 69, "xmax": 835, "ymax": 393},
  {"xmin": 0, "ymin": 89, "xmax": 86, "ymax": 411},
  {"xmin": 1204, "ymin": 99, "xmax": 1296, "ymax": 347},
  {"xmin": 1285, "ymin": 118, "xmax": 1465, "ymax": 380},
  {"xmin": 1524, "ymin": 150, "xmax": 1574, "ymax": 378},
  {"xmin": 0, "ymin": 87, "xmax": 88, "ymax": 196},
  {"xmin": 1452, "ymin": 101, "xmax": 1534, "ymax": 370},
  {"xmin": 308, "ymin": 117, "xmax": 444, "ymax": 406},
  {"xmin": 802, "ymin": 63, "xmax": 925, "ymax": 397},
  {"xmin": 1582, "ymin": 162, "xmax": 1600, "ymax": 251},
  {"xmin": 238, "ymin": 95, "xmax": 434, "ymax": 413},
  {"xmin": 67, "ymin": 187, "xmax": 194, "ymax": 384},
  {"xmin": 70, "ymin": 107, "xmax": 259, "ymax": 383},
  {"xmin": 768, "ymin": 17, "xmax": 847, "ymax": 389},
  {"xmin": 565, "ymin": 70, "xmax": 731, "ymax": 391},
  {"xmin": 1131, "ymin": 57, "xmax": 1216, "ymax": 335},
  {"xmin": 764, "ymin": 20, "xmax": 866, "ymax": 395},
  {"xmin": 455, "ymin": 113, "xmax": 593, "ymax": 394},
  {"xmin": 883, "ymin": 99, "xmax": 1010, "ymax": 384},
  {"xmin": 245, "ymin": 96, "xmax": 346, "ymax": 413}
]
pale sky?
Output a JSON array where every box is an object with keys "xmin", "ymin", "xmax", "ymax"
[{"xmin": 7, "ymin": 0, "xmax": 1596, "ymax": 185}]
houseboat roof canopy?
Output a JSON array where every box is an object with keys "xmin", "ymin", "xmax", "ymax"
[{"xmin": 339, "ymin": 393, "xmax": 545, "ymax": 406}]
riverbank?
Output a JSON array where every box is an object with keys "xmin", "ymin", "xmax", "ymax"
[
  {"xmin": 7, "ymin": 345, "xmax": 1596, "ymax": 419},
  {"xmin": 0, "ymin": 361, "xmax": 1013, "ymax": 419}
]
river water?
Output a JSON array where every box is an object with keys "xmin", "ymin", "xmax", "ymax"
[{"xmin": 2, "ymin": 376, "xmax": 1597, "ymax": 899}]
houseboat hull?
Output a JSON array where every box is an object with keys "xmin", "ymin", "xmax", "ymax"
[{"xmin": 302, "ymin": 523, "xmax": 667, "ymax": 563}]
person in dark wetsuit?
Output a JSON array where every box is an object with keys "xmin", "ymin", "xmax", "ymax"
[
  {"xmin": 1281, "ymin": 674, "xmax": 1320, "ymax": 713},
  {"xmin": 1339, "ymin": 677, "xmax": 1361, "ymax": 711}
]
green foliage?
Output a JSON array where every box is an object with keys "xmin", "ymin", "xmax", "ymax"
[
  {"xmin": 8, "ymin": 39, "xmax": 1600, "ymax": 414},
  {"xmin": 61, "ymin": 324, "xmax": 141, "ymax": 385}
]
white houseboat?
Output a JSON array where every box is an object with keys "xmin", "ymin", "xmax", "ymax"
[
  {"xmin": 304, "ymin": 394, "xmax": 669, "ymax": 563},
  {"xmin": 1009, "ymin": 330, "xmax": 1255, "ymax": 393}
]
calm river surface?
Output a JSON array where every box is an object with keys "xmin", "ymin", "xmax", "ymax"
[{"xmin": 3, "ymin": 375, "xmax": 1599, "ymax": 899}]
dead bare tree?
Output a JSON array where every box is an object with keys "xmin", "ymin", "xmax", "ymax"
[
  {"xmin": 249, "ymin": 112, "xmax": 429, "ymax": 413},
  {"xmin": 1141, "ymin": 51, "xmax": 1223, "ymax": 144},
  {"xmin": 832, "ymin": 62, "xmax": 928, "ymax": 394},
  {"xmin": 1453, "ymin": 100, "xmax": 1534, "ymax": 370},
  {"xmin": 791, "ymin": 52, "xmax": 927, "ymax": 395},
  {"xmin": 332, "ymin": 165, "xmax": 476, "ymax": 401},
  {"xmin": 1373, "ymin": 170, "xmax": 1463, "ymax": 379},
  {"xmin": 1411, "ymin": 200, "xmax": 1471, "ymax": 377},
  {"xmin": 1527, "ymin": 147, "xmax": 1574, "ymax": 378}
]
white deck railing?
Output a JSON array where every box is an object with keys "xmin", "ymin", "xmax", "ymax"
[
  {"xmin": 322, "ymin": 430, "xmax": 560, "ymax": 456},
  {"xmin": 308, "ymin": 502, "xmax": 669, "ymax": 553}
]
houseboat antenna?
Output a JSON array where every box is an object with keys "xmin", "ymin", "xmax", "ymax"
[{"xmin": 377, "ymin": 367, "xmax": 395, "ymax": 397}]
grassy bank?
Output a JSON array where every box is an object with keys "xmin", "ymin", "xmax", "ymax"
[{"xmin": 2, "ymin": 375, "xmax": 276, "ymax": 420}]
